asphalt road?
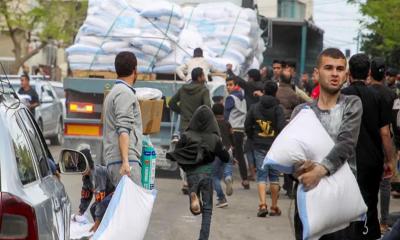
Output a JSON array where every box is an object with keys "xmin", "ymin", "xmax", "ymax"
[{"xmin": 50, "ymin": 145, "xmax": 400, "ymax": 240}]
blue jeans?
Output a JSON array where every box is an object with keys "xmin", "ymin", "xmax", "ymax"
[
  {"xmin": 254, "ymin": 149, "xmax": 279, "ymax": 184},
  {"xmin": 187, "ymin": 173, "xmax": 213, "ymax": 240},
  {"xmin": 212, "ymin": 157, "xmax": 233, "ymax": 201}
]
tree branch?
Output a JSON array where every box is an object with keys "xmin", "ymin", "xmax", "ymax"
[{"xmin": 20, "ymin": 42, "xmax": 47, "ymax": 64}]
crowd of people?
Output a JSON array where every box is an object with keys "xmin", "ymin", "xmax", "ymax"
[{"xmin": 168, "ymin": 47, "xmax": 400, "ymax": 240}]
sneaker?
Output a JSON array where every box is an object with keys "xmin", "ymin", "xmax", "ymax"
[
  {"xmin": 216, "ymin": 198, "xmax": 228, "ymax": 208},
  {"xmin": 224, "ymin": 177, "xmax": 233, "ymax": 196}
]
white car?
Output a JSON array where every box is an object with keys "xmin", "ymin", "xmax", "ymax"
[
  {"xmin": 0, "ymin": 91, "xmax": 71, "ymax": 239},
  {"xmin": 49, "ymin": 81, "xmax": 66, "ymax": 120},
  {"xmin": 4, "ymin": 75, "xmax": 64, "ymax": 145}
]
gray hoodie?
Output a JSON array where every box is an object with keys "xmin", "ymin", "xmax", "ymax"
[{"xmin": 103, "ymin": 80, "xmax": 143, "ymax": 164}]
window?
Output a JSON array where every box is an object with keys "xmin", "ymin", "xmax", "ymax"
[
  {"xmin": 278, "ymin": 0, "xmax": 306, "ymax": 20},
  {"xmin": 54, "ymin": 87, "xmax": 65, "ymax": 99},
  {"xmin": 9, "ymin": 115, "xmax": 37, "ymax": 185},
  {"xmin": 41, "ymin": 84, "xmax": 55, "ymax": 100},
  {"xmin": 18, "ymin": 109, "xmax": 50, "ymax": 178}
]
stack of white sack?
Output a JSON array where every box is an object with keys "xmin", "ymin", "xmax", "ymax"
[
  {"xmin": 181, "ymin": 2, "xmax": 264, "ymax": 74},
  {"xmin": 67, "ymin": 0, "xmax": 184, "ymax": 73},
  {"xmin": 67, "ymin": 0, "xmax": 264, "ymax": 75}
]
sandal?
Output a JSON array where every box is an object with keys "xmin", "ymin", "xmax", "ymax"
[
  {"xmin": 189, "ymin": 192, "xmax": 202, "ymax": 215},
  {"xmin": 257, "ymin": 204, "xmax": 268, "ymax": 218},
  {"xmin": 269, "ymin": 206, "xmax": 282, "ymax": 216}
]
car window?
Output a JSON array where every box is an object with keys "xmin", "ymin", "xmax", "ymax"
[
  {"xmin": 53, "ymin": 86, "xmax": 65, "ymax": 99},
  {"xmin": 9, "ymin": 115, "xmax": 38, "ymax": 185},
  {"xmin": 18, "ymin": 109, "xmax": 50, "ymax": 178},
  {"xmin": 41, "ymin": 84, "xmax": 55, "ymax": 99}
]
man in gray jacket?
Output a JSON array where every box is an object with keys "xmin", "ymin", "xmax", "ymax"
[{"xmin": 103, "ymin": 51, "xmax": 143, "ymax": 187}]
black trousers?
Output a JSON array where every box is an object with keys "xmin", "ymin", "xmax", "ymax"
[
  {"xmin": 233, "ymin": 131, "xmax": 247, "ymax": 181},
  {"xmin": 357, "ymin": 169, "xmax": 382, "ymax": 239}
]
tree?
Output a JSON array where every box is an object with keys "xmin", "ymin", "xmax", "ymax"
[
  {"xmin": 349, "ymin": 0, "xmax": 400, "ymax": 67},
  {"xmin": 0, "ymin": 0, "xmax": 88, "ymax": 73}
]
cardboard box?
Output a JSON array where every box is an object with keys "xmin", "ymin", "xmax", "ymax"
[{"xmin": 139, "ymin": 100, "xmax": 164, "ymax": 135}]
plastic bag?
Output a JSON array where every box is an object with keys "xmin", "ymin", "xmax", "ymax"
[{"xmin": 93, "ymin": 176, "xmax": 157, "ymax": 240}]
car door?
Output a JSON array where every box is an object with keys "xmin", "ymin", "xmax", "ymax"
[
  {"xmin": 9, "ymin": 112, "xmax": 60, "ymax": 240},
  {"xmin": 18, "ymin": 109, "xmax": 70, "ymax": 239},
  {"xmin": 40, "ymin": 83, "xmax": 59, "ymax": 134}
]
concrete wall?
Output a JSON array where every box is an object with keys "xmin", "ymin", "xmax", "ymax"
[
  {"xmin": 257, "ymin": 0, "xmax": 278, "ymax": 18},
  {"xmin": 0, "ymin": 35, "xmax": 14, "ymax": 58},
  {"xmin": 299, "ymin": 0, "xmax": 313, "ymax": 20}
]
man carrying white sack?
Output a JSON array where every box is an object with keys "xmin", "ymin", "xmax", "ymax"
[
  {"xmin": 103, "ymin": 51, "xmax": 143, "ymax": 187},
  {"xmin": 291, "ymin": 48, "xmax": 363, "ymax": 239}
]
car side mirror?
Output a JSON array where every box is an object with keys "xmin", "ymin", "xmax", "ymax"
[
  {"xmin": 59, "ymin": 149, "xmax": 89, "ymax": 174},
  {"xmin": 41, "ymin": 96, "xmax": 53, "ymax": 103}
]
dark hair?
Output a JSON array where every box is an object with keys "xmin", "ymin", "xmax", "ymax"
[
  {"xmin": 80, "ymin": 148, "xmax": 94, "ymax": 170},
  {"xmin": 317, "ymin": 48, "xmax": 346, "ymax": 68},
  {"xmin": 370, "ymin": 57, "xmax": 386, "ymax": 81},
  {"xmin": 191, "ymin": 67, "xmax": 204, "ymax": 81},
  {"xmin": 21, "ymin": 74, "xmax": 30, "ymax": 81},
  {"xmin": 226, "ymin": 76, "xmax": 238, "ymax": 85},
  {"xmin": 212, "ymin": 103, "xmax": 224, "ymax": 116},
  {"xmin": 193, "ymin": 48, "xmax": 203, "ymax": 57},
  {"xmin": 212, "ymin": 96, "xmax": 224, "ymax": 103},
  {"xmin": 264, "ymin": 81, "xmax": 278, "ymax": 96},
  {"xmin": 349, "ymin": 53, "xmax": 370, "ymax": 80},
  {"xmin": 272, "ymin": 60, "xmax": 281, "ymax": 65},
  {"xmin": 387, "ymin": 68, "xmax": 398, "ymax": 77},
  {"xmin": 115, "ymin": 51, "xmax": 137, "ymax": 78},
  {"xmin": 247, "ymin": 69, "xmax": 261, "ymax": 82},
  {"xmin": 287, "ymin": 61, "xmax": 296, "ymax": 69}
]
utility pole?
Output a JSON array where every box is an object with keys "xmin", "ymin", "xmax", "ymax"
[{"xmin": 356, "ymin": 30, "xmax": 361, "ymax": 53}]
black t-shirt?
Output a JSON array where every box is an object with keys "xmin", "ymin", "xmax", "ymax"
[
  {"xmin": 370, "ymin": 84, "xmax": 396, "ymax": 110},
  {"xmin": 342, "ymin": 81, "xmax": 390, "ymax": 173},
  {"xmin": 18, "ymin": 87, "xmax": 39, "ymax": 114},
  {"xmin": 18, "ymin": 87, "xmax": 39, "ymax": 104},
  {"xmin": 371, "ymin": 83, "xmax": 400, "ymax": 149}
]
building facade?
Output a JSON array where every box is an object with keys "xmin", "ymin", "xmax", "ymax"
[{"xmin": 257, "ymin": 0, "xmax": 313, "ymax": 20}]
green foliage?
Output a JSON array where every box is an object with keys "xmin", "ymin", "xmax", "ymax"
[
  {"xmin": 0, "ymin": 0, "xmax": 87, "ymax": 72},
  {"xmin": 1, "ymin": 0, "xmax": 88, "ymax": 44},
  {"xmin": 349, "ymin": 0, "xmax": 400, "ymax": 67}
]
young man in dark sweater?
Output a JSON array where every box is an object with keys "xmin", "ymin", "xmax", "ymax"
[
  {"xmin": 212, "ymin": 103, "xmax": 234, "ymax": 208},
  {"xmin": 245, "ymin": 81, "xmax": 286, "ymax": 217}
]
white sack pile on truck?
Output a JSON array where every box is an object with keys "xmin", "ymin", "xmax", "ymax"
[{"xmin": 66, "ymin": 0, "xmax": 265, "ymax": 76}]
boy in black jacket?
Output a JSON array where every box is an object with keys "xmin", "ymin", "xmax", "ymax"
[
  {"xmin": 244, "ymin": 81, "xmax": 286, "ymax": 217},
  {"xmin": 167, "ymin": 105, "xmax": 230, "ymax": 240}
]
